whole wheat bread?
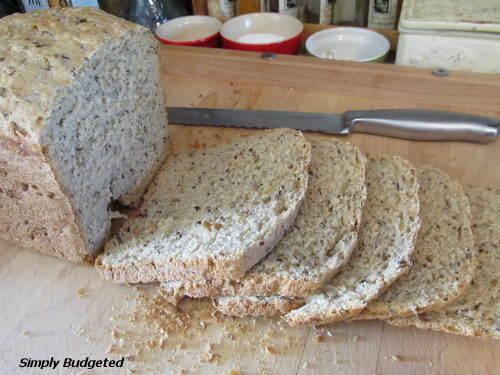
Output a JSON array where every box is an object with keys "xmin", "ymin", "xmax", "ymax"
[
  {"xmin": 214, "ymin": 155, "xmax": 420, "ymax": 324},
  {"xmin": 355, "ymin": 166, "xmax": 475, "ymax": 320},
  {"xmin": 96, "ymin": 129, "xmax": 311, "ymax": 283},
  {"xmin": 388, "ymin": 187, "xmax": 499, "ymax": 339},
  {"xmin": 157, "ymin": 135, "xmax": 367, "ymax": 303},
  {"xmin": 0, "ymin": 8, "xmax": 168, "ymax": 263}
]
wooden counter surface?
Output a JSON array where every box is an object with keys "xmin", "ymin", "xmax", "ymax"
[{"xmin": 1, "ymin": 45, "xmax": 498, "ymax": 374}]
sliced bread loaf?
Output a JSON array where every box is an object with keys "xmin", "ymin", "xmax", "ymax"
[
  {"xmin": 213, "ymin": 155, "xmax": 421, "ymax": 325},
  {"xmin": 0, "ymin": 8, "xmax": 168, "ymax": 263},
  {"xmin": 388, "ymin": 187, "xmax": 499, "ymax": 339},
  {"xmin": 157, "ymin": 135, "xmax": 367, "ymax": 303},
  {"xmin": 96, "ymin": 129, "xmax": 311, "ymax": 283},
  {"xmin": 355, "ymin": 166, "xmax": 475, "ymax": 320}
]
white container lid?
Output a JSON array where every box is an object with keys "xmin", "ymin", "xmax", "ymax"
[{"xmin": 399, "ymin": 0, "xmax": 500, "ymax": 33}]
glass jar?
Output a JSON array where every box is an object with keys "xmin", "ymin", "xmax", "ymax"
[{"xmin": 332, "ymin": 0, "xmax": 368, "ymax": 27}]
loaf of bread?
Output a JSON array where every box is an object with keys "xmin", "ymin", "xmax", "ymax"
[
  {"xmin": 214, "ymin": 155, "xmax": 421, "ymax": 323},
  {"xmin": 96, "ymin": 129, "xmax": 311, "ymax": 283},
  {"xmin": 157, "ymin": 136, "xmax": 366, "ymax": 303},
  {"xmin": 388, "ymin": 187, "xmax": 499, "ymax": 339},
  {"xmin": 0, "ymin": 8, "xmax": 168, "ymax": 263},
  {"xmin": 356, "ymin": 166, "xmax": 475, "ymax": 319}
]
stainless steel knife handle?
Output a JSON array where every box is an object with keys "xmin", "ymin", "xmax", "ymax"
[{"xmin": 345, "ymin": 109, "xmax": 499, "ymax": 143}]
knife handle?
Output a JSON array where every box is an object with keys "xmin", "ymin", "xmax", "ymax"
[{"xmin": 345, "ymin": 109, "xmax": 499, "ymax": 143}]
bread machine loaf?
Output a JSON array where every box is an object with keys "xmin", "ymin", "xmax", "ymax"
[{"xmin": 0, "ymin": 8, "xmax": 168, "ymax": 263}]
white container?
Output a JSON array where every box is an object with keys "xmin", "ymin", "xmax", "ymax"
[{"xmin": 396, "ymin": 0, "xmax": 500, "ymax": 74}]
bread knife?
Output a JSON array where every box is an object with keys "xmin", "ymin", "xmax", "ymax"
[{"xmin": 166, "ymin": 107, "xmax": 499, "ymax": 144}]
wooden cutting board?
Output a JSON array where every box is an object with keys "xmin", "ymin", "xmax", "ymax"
[{"xmin": 1, "ymin": 45, "xmax": 499, "ymax": 375}]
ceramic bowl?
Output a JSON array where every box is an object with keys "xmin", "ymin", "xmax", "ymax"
[
  {"xmin": 221, "ymin": 13, "xmax": 303, "ymax": 55},
  {"xmin": 156, "ymin": 16, "xmax": 222, "ymax": 48},
  {"xmin": 306, "ymin": 27, "xmax": 390, "ymax": 62}
]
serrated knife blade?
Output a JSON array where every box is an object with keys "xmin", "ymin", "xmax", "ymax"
[{"xmin": 166, "ymin": 107, "xmax": 499, "ymax": 144}]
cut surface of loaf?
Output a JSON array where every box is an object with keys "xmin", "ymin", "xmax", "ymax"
[
  {"xmin": 0, "ymin": 8, "xmax": 168, "ymax": 263},
  {"xmin": 213, "ymin": 155, "xmax": 421, "ymax": 324},
  {"xmin": 388, "ymin": 187, "xmax": 499, "ymax": 339},
  {"xmin": 96, "ymin": 129, "xmax": 312, "ymax": 283},
  {"xmin": 157, "ymin": 136, "xmax": 367, "ymax": 303},
  {"xmin": 355, "ymin": 166, "xmax": 475, "ymax": 320}
]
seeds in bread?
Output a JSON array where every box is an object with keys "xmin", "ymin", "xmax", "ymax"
[
  {"xmin": 213, "ymin": 155, "xmax": 421, "ymax": 324},
  {"xmin": 0, "ymin": 8, "xmax": 168, "ymax": 263},
  {"xmin": 96, "ymin": 129, "xmax": 311, "ymax": 283},
  {"xmin": 355, "ymin": 166, "xmax": 475, "ymax": 319},
  {"xmin": 388, "ymin": 187, "xmax": 499, "ymax": 339},
  {"xmin": 157, "ymin": 136, "xmax": 367, "ymax": 303}
]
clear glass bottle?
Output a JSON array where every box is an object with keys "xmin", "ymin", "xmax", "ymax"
[
  {"xmin": 303, "ymin": 0, "xmax": 333, "ymax": 25},
  {"xmin": 208, "ymin": 0, "xmax": 236, "ymax": 19},
  {"xmin": 127, "ymin": 0, "xmax": 189, "ymax": 30},
  {"xmin": 269, "ymin": 0, "xmax": 300, "ymax": 19},
  {"xmin": 367, "ymin": 0, "xmax": 398, "ymax": 29}
]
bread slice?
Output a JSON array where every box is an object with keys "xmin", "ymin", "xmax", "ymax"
[
  {"xmin": 157, "ymin": 136, "xmax": 367, "ymax": 303},
  {"xmin": 355, "ymin": 166, "xmax": 475, "ymax": 320},
  {"xmin": 213, "ymin": 155, "xmax": 420, "ymax": 325},
  {"xmin": 0, "ymin": 8, "xmax": 168, "ymax": 263},
  {"xmin": 388, "ymin": 187, "xmax": 499, "ymax": 339},
  {"xmin": 96, "ymin": 129, "xmax": 311, "ymax": 283}
]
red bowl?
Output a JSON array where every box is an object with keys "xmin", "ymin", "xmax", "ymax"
[
  {"xmin": 156, "ymin": 16, "xmax": 222, "ymax": 48},
  {"xmin": 220, "ymin": 13, "xmax": 303, "ymax": 55}
]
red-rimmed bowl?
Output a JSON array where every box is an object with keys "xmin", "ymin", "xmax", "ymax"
[
  {"xmin": 156, "ymin": 16, "xmax": 222, "ymax": 48},
  {"xmin": 221, "ymin": 13, "xmax": 303, "ymax": 55}
]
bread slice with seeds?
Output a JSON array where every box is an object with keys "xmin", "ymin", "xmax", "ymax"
[
  {"xmin": 157, "ymin": 135, "xmax": 367, "ymax": 303},
  {"xmin": 214, "ymin": 155, "xmax": 420, "ymax": 324},
  {"xmin": 96, "ymin": 129, "xmax": 311, "ymax": 283},
  {"xmin": 355, "ymin": 166, "xmax": 475, "ymax": 320},
  {"xmin": 388, "ymin": 187, "xmax": 499, "ymax": 339}
]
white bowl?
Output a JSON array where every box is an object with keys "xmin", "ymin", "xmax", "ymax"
[{"xmin": 306, "ymin": 27, "xmax": 390, "ymax": 62}]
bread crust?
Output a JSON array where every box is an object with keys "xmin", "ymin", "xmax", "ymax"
[
  {"xmin": 0, "ymin": 136, "xmax": 89, "ymax": 263},
  {"xmin": 0, "ymin": 8, "xmax": 167, "ymax": 262},
  {"xmin": 212, "ymin": 155, "xmax": 421, "ymax": 323},
  {"xmin": 96, "ymin": 129, "xmax": 311, "ymax": 283},
  {"xmin": 157, "ymin": 137, "xmax": 366, "ymax": 301},
  {"xmin": 96, "ymin": 199, "xmax": 302, "ymax": 282},
  {"xmin": 355, "ymin": 166, "xmax": 475, "ymax": 320},
  {"xmin": 387, "ymin": 187, "xmax": 499, "ymax": 339},
  {"xmin": 213, "ymin": 296, "xmax": 303, "ymax": 318}
]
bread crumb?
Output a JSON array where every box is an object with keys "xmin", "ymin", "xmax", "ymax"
[
  {"xmin": 385, "ymin": 355, "xmax": 402, "ymax": 361},
  {"xmin": 313, "ymin": 334, "xmax": 323, "ymax": 342},
  {"xmin": 302, "ymin": 361, "xmax": 308, "ymax": 369},
  {"xmin": 201, "ymin": 343, "xmax": 218, "ymax": 363},
  {"xmin": 178, "ymin": 370, "xmax": 187, "ymax": 375},
  {"xmin": 20, "ymin": 331, "xmax": 34, "ymax": 336},
  {"xmin": 228, "ymin": 370, "xmax": 240, "ymax": 375},
  {"xmin": 76, "ymin": 288, "xmax": 88, "ymax": 298},
  {"xmin": 265, "ymin": 345, "xmax": 277, "ymax": 355}
]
